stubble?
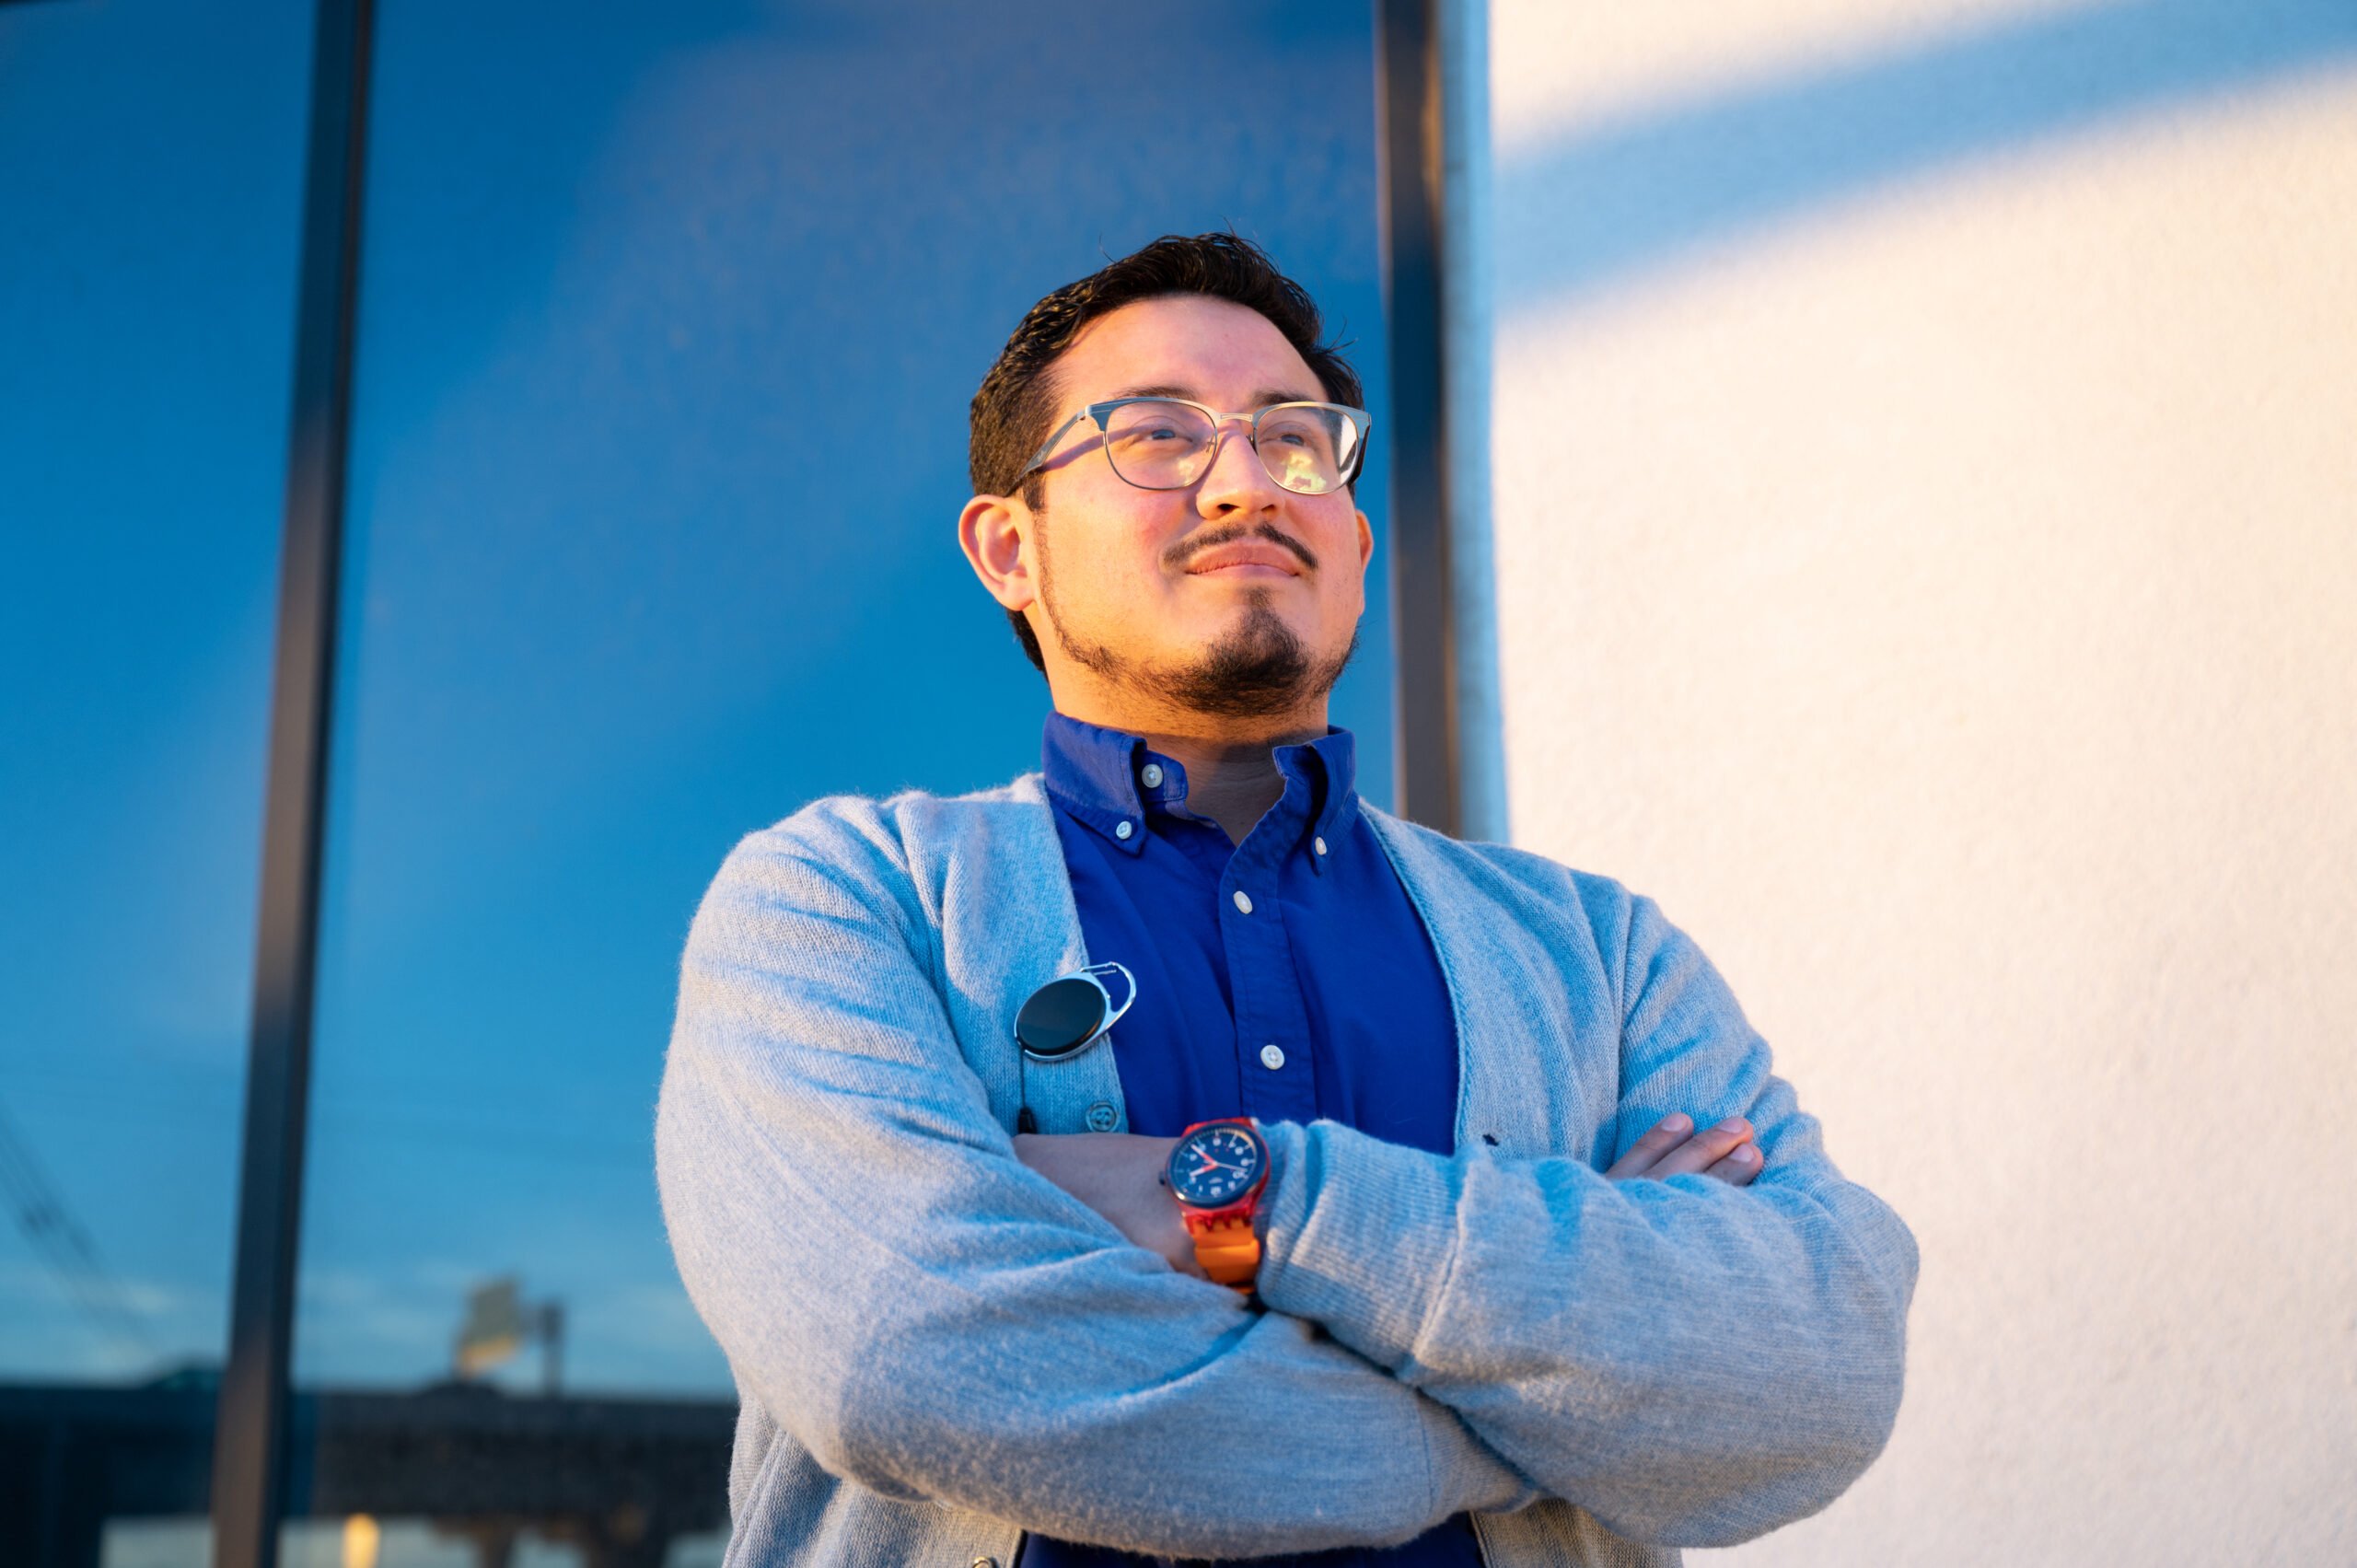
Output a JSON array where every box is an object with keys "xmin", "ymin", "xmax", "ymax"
[{"xmin": 1034, "ymin": 509, "xmax": 1359, "ymax": 719}]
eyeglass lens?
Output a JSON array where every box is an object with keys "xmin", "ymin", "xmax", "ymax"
[{"xmin": 1101, "ymin": 400, "xmax": 1361, "ymax": 495}]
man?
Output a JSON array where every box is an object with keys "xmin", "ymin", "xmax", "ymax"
[{"xmin": 656, "ymin": 234, "xmax": 1918, "ymax": 1568}]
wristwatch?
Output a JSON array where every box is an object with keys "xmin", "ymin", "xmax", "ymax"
[{"xmin": 1165, "ymin": 1118, "xmax": 1271, "ymax": 1290}]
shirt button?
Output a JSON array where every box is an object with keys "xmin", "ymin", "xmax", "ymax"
[
  {"xmin": 1314, "ymin": 835, "xmax": 1329, "ymax": 856},
  {"xmin": 1140, "ymin": 762, "xmax": 1164, "ymax": 787},
  {"xmin": 1232, "ymin": 889, "xmax": 1253, "ymax": 915},
  {"xmin": 1114, "ymin": 820, "xmax": 1133, "ymax": 840},
  {"xmin": 1260, "ymin": 1043, "xmax": 1286, "ymax": 1071},
  {"xmin": 1085, "ymin": 1100, "xmax": 1120, "ymax": 1132}
]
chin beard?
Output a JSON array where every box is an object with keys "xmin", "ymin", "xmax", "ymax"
[{"xmin": 1051, "ymin": 589, "xmax": 1360, "ymax": 719}]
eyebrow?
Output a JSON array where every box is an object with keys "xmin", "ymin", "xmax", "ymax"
[{"xmin": 1106, "ymin": 383, "xmax": 1327, "ymax": 408}]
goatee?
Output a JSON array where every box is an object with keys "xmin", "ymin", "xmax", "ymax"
[{"xmin": 1053, "ymin": 590, "xmax": 1359, "ymax": 719}]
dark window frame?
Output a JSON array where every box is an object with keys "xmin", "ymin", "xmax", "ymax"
[{"xmin": 209, "ymin": 2, "xmax": 372, "ymax": 1564}]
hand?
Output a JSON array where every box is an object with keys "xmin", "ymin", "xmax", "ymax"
[
  {"xmin": 1606, "ymin": 1113, "xmax": 1761, "ymax": 1186},
  {"xmin": 1013, "ymin": 1132, "xmax": 1201, "ymax": 1277}
]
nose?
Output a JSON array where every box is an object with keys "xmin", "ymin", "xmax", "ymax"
[{"xmin": 1195, "ymin": 413, "xmax": 1285, "ymax": 518}]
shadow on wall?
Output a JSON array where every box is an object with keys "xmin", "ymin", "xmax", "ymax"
[{"xmin": 1497, "ymin": 0, "xmax": 2357, "ymax": 311}]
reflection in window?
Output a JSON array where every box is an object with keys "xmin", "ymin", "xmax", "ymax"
[
  {"xmin": 0, "ymin": 0, "xmax": 308, "ymax": 1562},
  {"xmin": 284, "ymin": 4, "xmax": 1387, "ymax": 1565}
]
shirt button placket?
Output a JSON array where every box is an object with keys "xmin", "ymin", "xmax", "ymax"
[{"xmin": 1228, "ymin": 879, "xmax": 1264, "ymax": 1117}]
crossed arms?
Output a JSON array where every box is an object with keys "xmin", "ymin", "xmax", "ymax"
[
  {"xmin": 654, "ymin": 809, "xmax": 1919, "ymax": 1559},
  {"xmin": 1008, "ymin": 1110, "xmax": 1770, "ymax": 1283}
]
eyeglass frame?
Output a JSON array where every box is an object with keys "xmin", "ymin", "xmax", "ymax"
[{"xmin": 1013, "ymin": 395, "xmax": 1375, "ymax": 496}]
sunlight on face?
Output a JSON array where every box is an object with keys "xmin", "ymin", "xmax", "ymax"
[{"xmin": 1021, "ymin": 295, "xmax": 1373, "ymax": 724}]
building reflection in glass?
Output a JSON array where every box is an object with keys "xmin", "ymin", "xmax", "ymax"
[{"xmin": 1, "ymin": 4, "xmax": 1387, "ymax": 1566}]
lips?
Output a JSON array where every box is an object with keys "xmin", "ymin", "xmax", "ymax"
[{"xmin": 1185, "ymin": 542, "xmax": 1304, "ymax": 576}]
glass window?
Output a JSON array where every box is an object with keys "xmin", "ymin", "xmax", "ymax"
[
  {"xmin": 287, "ymin": 3, "xmax": 1388, "ymax": 1562},
  {"xmin": 0, "ymin": 3, "xmax": 311, "ymax": 1565}
]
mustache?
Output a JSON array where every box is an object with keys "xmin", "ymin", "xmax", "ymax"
[{"xmin": 1164, "ymin": 522, "xmax": 1318, "ymax": 574}]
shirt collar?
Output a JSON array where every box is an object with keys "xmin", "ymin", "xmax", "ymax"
[
  {"xmin": 1040, "ymin": 712, "xmax": 1360, "ymax": 857},
  {"xmin": 1288, "ymin": 726, "xmax": 1360, "ymax": 852},
  {"xmin": 1039, "ymin": 713, "xmax": 1158, "ymax": 853}
]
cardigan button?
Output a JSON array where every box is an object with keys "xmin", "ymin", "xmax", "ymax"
[
  {"xmin": 1141, "ymin": 762, "xmax": 1164, "ymax": 787},
  {"xmin": 1232, "ymin": 889, "xmax": 1253, "ymax": 915},
  {"xmin": 1085, "ymin": 1100, "xmax": 1120, "ymax": 1132}
]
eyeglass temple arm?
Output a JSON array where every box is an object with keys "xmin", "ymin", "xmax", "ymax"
[{"xmin": 1016, "ymin": 406, "xmax": 1100, "ymax": 484}]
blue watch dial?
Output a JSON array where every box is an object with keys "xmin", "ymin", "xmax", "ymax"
[{"xmin": 1167, "ymin": 1123, "xmax": 1266, "ymax": 1208}]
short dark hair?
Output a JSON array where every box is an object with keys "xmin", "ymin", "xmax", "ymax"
[{"xmin": 969, "ymin": 232, "xmax": 1364, "ymax": 672}]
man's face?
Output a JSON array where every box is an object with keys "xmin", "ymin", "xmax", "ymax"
[{"xmin": 1016, "ymin": 295, "xmax": 1374, "ymax": 718}]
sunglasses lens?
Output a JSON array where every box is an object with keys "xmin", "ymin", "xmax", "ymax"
[{"xmin": 1016, "ymin": 975, "xmax": 1109, "ymax": 1059}]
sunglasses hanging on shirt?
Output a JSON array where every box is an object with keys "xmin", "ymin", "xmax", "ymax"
[{"xmin": 1012, "ymin": 960, "xmax": 1136, "ymax": 1133}]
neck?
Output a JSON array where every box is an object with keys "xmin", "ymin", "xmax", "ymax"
[{"xmin": 1052, "ymin": 688, "xmax": 1329, "ymax": 846}]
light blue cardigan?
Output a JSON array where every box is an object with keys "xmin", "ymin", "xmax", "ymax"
[{"xmin": 655, "ymin": 774, "xmax": 1918, "ymax": 1567}]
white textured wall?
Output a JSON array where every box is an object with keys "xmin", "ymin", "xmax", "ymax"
[{"xmin": 1478, "ymin": 2, "xmax": 2357, "ymax": 1562}]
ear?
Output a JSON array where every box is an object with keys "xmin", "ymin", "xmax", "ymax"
[
  {"xmin": 959, "ymin": 491, "xmax": 1037, "ymax": 614},
  {"xmin": 1347, "ymin": 507, "xmax": 1376, "ymax": 619}
]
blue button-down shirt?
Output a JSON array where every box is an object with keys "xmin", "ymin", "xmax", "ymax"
[{"xmin": 1019, "ymin": 714, "xmax": 1482, "ymax": 1568}]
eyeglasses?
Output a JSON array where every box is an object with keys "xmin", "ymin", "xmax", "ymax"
[{"xmin": 1016, "ymin": 396, "xmax": 1373, "ymax": 497}]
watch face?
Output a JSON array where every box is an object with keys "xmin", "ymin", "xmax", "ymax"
[{"xmin": 1168, "ymin": 1123, "xmax": 1265, "ymax": 1208}]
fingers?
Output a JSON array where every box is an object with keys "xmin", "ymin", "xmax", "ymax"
[
  {"xmin": 1604, "ymin": 1112, "xmax": 1694, "ymax": 1179},
  {"xmin": 1651, "ymin": 1116, "xmax": 1755, "ymax": 1179},
  {"xmin": 1607, "ymin": 1114, "xmax": 1759, "ymax": 1186},
  {"xmin": 1701, "ymin": 1140, "xmax": 1762, "ymax": 1186}
]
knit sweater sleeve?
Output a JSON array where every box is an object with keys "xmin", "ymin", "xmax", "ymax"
[
  {"xmin": 654, "ymin": 805, "xmax": 1533, "ymax": 1559},
  {"xmin": 1250, "ymin": 882, "xmax": 1920, "ymax": 1550}
]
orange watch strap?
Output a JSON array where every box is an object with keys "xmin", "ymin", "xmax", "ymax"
[{"xmin": 1189, "ymin": 1213, "xmax": 1261, "ymax": 1289}]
